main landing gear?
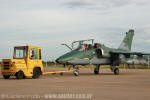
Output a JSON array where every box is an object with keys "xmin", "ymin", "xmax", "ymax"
[
  {"xmin": 111, "ymin": 66, "xmax": 119, "ymax": 75},
  {"xmin": 93, "ymin": 65, "xmax": 119, "ymax": 75},
  {"xmin": 94, "ymin": 65, "xmax": 100, "ymax": 75}
]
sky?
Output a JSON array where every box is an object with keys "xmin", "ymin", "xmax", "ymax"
[{"xmin": 0, "ymin": 0, "xmax": 150, "ymax": 61}]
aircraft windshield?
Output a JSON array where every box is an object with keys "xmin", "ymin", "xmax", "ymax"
[
  {"xmin": 13, "ymin": 47, "xmax": 28, "ymax": 59},
  {"xmin": 72, "ymin": 39, "xmax": 94, "ymax": 51},
  {"xmin": 72, "ymin": 43, "xmax": 84, "ymax": 51}
]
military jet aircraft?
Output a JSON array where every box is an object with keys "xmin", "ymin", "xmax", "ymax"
[{"xmin": 56, "ymin": 29, "xmax": 150, "ymax": 75}]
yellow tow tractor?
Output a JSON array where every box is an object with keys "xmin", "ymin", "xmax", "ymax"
[{"xmin": 1, "ymin": 46, "xmax": 79, "ymax": 79}]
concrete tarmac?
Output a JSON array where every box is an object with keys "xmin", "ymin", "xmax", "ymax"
[{"xmin": 0, "ymin": 68, "xmax": 150, "ymax": 100}]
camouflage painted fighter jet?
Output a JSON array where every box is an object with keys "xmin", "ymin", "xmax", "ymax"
[{"xmin": 56, "ymin": 29, "xmax": 150, "ymax": 75}]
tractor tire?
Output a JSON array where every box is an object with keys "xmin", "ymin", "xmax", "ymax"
[
  {"xmin": 32, "ymin": 68, "xmax": 40, "ymax": 79},
  {"xmin": 3, "ymin": 75, "xmax": 10, "ymax": 79},
  {"xmin": 16, "ymin": 71, "xmax": 24, "ymax": 79}
]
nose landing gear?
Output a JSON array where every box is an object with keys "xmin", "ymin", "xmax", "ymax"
[{"xmin": 111, "ymin": 66, "xmax": 119, "ymax": 75}]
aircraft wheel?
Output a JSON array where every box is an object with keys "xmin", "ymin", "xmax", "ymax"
[
  {"xmin": 74, "ymin": 70, "xmax": 79, "ymax": 76},
  {"xmin": 3, "ymin": 75, "xmax": 10, "ymax": 79},
  {"xmin": 94, "ymin": 68, "xmax": 99, "ymax": 74},
  {"xmin": 114, "ymin": 68, "xmax": 119, "ymax": 75},
  {"xmin": 16, "ymin": 70, "xmax": 24, "ymax": 79}
]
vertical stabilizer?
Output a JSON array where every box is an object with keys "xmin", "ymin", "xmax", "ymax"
[{"xmin": 118, "ymin": 29, "xmax": 134, "ymax": 51}]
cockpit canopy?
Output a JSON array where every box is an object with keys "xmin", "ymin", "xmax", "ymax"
[{"xmin": 71, "ymin": 39, "xmax": 102, "ymax": 51}]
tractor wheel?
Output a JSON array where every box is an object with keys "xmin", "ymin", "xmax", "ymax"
[
  {"xmin": 32, "ymin": 68, "xmax": 40, "ymax": 79},
  {"xmin": 3, "ymin": 75, "xmax": 10, "ymax": 79},
  {"xmin": 16, "ymin": 71, "xmax": 24, "ymax": 79}
]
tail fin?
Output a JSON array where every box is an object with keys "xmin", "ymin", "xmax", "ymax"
[{"xmin": 118, "ymin": 29, "xmax": 134, "ymax": 51}]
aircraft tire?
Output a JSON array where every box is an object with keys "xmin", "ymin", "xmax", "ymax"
[
  {"xmin": 114, "ymin": 68, "xmax": 119, "ymax": 75},
  {"xmin": 74, "ymin": 70, "xmax": 79, "ymax": 76},
  {"xmin": 94, "ymin": 68, "xmax": 99, "ymax": 74}
]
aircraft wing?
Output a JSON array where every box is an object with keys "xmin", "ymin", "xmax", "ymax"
[
  {"xmin": 110, "ymin": 50, "xmax": 150, "ymax": 56},
  {"xmin": 131, "ymin": 52, "xmax": 150, "ymax": 55}
]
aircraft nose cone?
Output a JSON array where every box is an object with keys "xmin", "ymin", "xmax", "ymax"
[
  {"xmin": 56, "ymin": 57, "xmax": 69, "ymax": 64},
  {"xmin": 56, "ymin": 52, "xmax": 74, "ymax": 64},
  {"xmin": 55, "ymin": 58, "xmax": 60, "ymax": 64}
]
